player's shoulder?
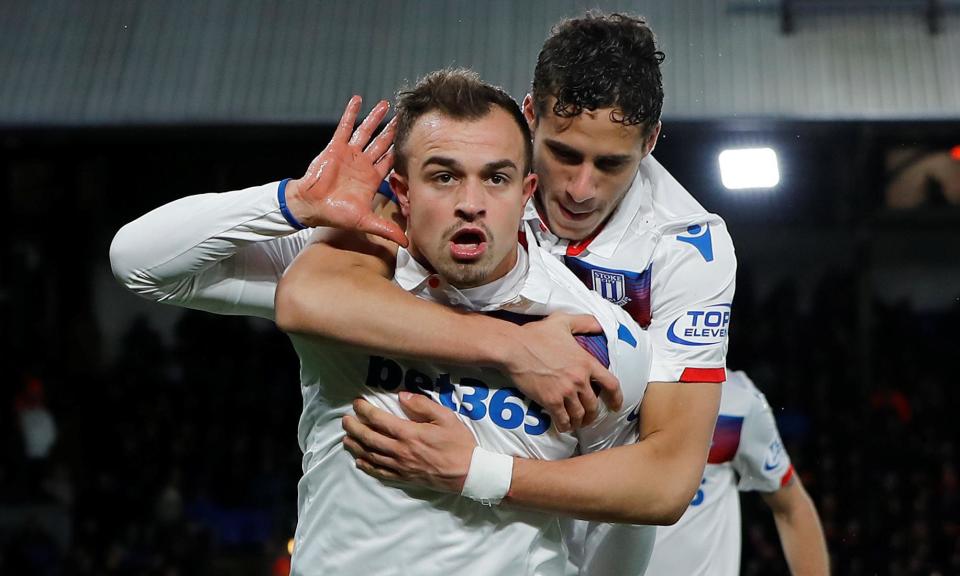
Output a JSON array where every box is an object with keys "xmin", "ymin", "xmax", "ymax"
[
  {"xmin": 724, "ymin": 370, "xmax": 773, "ymax": 416},
  {"xmin": 629, "ymin": 156, "xmax": 736, "ymax": 277}
]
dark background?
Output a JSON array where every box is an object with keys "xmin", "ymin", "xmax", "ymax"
[{"xmin": 2, "ymin": 119, "xmax": 959, "ymax": 575}]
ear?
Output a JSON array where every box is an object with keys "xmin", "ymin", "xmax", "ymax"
[
  {"xmin": 521, "ymin": 172, "xmax": 538, "ymax": 207},
  {"xmin": 389, "ymin": 172, "xmax": 411, "ymax": 219},
  {"xmin": 642, "ymin": 121, "xmax": 662, "ymax": 157},
  {"xmin": 522, "ymin": 94, "xmax": 538, "ymax": 133}
]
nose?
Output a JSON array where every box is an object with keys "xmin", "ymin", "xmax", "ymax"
[
  {"xmin": 454, "ymin": 178, "xmax": 486, "ymax": 222},
  {"xmin": 567, "ymin": 164, "xmax": 597, "ymax": 204}
]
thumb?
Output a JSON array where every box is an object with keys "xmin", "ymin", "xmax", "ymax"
[
  {"xmin": 566, "ymin": 313, "xmax": 603, "ymax": 335},
  {"xmin": 398, "ymin": 391, "xmax": 447, "ymax": 423},
  {"xmin": 358, "ymin": 213, "xmax": 409, "ymax": 247}
]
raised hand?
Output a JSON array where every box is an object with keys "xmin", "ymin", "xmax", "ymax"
[{"xmin": 284, "ymin": 95, "xmax": 407, "ymax": 246}]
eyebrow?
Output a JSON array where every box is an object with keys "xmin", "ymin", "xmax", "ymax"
[
  {"xmin": 422, "ymin": 156, "xmax": 464, "ymax": 172},
  {"xmin": 544, "ymin": 138, "xmax": 632, "ymax": 164},
  {"xmin": 481, "ymin": 159, "xmax": 519, "ymax": 174},
  {"xmin": 422, "ymin": 156, "xmax": 518, "ymax": 174}
]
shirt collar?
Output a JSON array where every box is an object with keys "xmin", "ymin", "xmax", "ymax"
[{"xmin": 394, "ymin": 245, "xmax": 534, "ymax": 311}]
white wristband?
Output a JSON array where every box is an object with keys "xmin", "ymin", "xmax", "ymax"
[{"xmin": 460, "ymin": 446, "xmax": 514, "ymax": 506}]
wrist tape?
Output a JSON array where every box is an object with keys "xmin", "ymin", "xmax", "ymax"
[{"xmin": 460, "ymin": 446, "xmax": 513, "ymax": 506}]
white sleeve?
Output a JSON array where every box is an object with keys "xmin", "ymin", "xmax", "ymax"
[
  {"xmin": 732, "ymin": 377, "xmax": 794, "ymax": 493},
  {"xmin": 575, "ymin": 522, "xmax": 655, "ymax": 576},
  {"xmin": 109, "ymin": 181, "xmax": 312, "ymax": 320},
  {"xmin": 647, "ymin": 217, "xmax": 736, "ymax": 384}
]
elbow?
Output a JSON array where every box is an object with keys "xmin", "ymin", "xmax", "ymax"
[
  {"xmin": 109, "ymin": 224, "xmax": 155, "ymax": 296},
  {"xmin": 273, "ymin": 277, "xmax": 304, "ymax": 334},
  {"xmin": 647, "ymin": 491, "xmax": 693, "ymax": 526},
  {"xmin": 274, "ymin": 274, "xmax": 326, "ymax": 335},
  {"xmin": 656, "ymin": 473, "xmax": 705, "ymax": 525},
  {"xmin": 620, "ymin": 478, "xmax": 698, "ymax": 526},
  {"xmin": 652, "ymin": 499, "xmax": 690, "ymax": 526}
]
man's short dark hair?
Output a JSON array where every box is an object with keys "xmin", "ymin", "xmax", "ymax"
[
  {"xmin": 393, "ymin": 69, "xmax": 532, "ymax": 176},
  {"xmin": 532, "ymin": 12, "xmax": 665, "ymax": 134}
]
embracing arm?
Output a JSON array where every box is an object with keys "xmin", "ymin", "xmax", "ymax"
[
  {"xmin": 344, "ymin": 381, "xmax": 720, "ymax": 524},
  {"xmin": 506, "ymin": 381, "xmax": 720, "ymax": 524},
  {"xmin": 277, "ymin": 229, "xmax": 518, "ymax": 368},
  {"xmin": 275, "ymin": 226, "xmax": 622, "ymax": 431},
  {"xmin": 762, "ymin": 478, "xmax": 830, "ymax": 575}
]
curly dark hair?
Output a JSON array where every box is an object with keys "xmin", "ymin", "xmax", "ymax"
[
  {"xmin": 532, "ymin": 13, "xmax": 665, "ymax": 133},
  {"xmin": 393, "ymin": 68, "xmax": 532, "ymax": 176}
]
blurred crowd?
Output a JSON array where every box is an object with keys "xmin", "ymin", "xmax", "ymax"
[{"xmin": 2, "ymin": 264, "xmax": 958, "ymax": 574}]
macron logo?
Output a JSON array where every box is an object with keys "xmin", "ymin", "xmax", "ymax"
[{"xmin": 677, "ymin": 223, "xmax": 714, "ymax": 262}]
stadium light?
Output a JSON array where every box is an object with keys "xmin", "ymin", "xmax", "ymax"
[{"xmin": 718, "ymin": 147, "xmax": 780, "ymax": 190}]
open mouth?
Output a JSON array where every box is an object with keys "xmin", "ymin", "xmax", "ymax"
[
  {"xmin": 558, "ymin": 203, "xmax": 594, "ymax": 222},
  {"xmin": 449, "ymin": 227, "xmax": 488, "ymax": 260}
]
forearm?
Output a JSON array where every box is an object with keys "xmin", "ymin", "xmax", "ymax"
[
  {"xmin": 110, "ymin": 181, "xmax": 306, "ymax": 317},
  {"xmin": 504, "ymin": 382, "xmax": 720, "ymax": 524},
  {"xmin": 771, "ymin": 485, "xmax": 830, "ymax": 575},
  {"xmin": 505, "ymin": 437, "xmax": 701, "ymax": 525},
  {"xmin": 277, "ymin": 252, "xmax": 521, "ymax": 368}
]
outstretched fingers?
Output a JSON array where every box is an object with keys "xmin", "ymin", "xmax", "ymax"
[
  {"xmin": 365, "ymin": 117, "xmax": 397, "ymax": 162},
  {"xmin": 350, "ymin": 100, "xmax": 390, "ymax": 147},
  {"xmin": 333, "ymin": 95, "xmax": 362, "ymax": 143}
]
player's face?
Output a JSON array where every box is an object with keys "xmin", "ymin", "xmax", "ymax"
[
  {"xmin": 523, "ymin": 95, "xmax": 660, "ymax": 241},
  {"xmin": 391, "ymin": 108, "xmax": 537, "ymax": 288}
]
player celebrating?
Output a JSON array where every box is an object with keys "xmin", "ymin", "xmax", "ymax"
[
  {"xmin": 112, "ymin": 70, "xmax": 654, "ymax": 575},
  {"xmin": 276, "ymin": 10, "xmax": 736, "ymax": 541},
  {"xmin": 645, "ymin": 370, "xmax": 830, "ymax": 575}
]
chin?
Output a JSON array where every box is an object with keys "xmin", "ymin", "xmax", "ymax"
[
  {"xmin": 437, "ymin": 260, "xmax": 492, "ymax": 289},
  {"xmin": 554, "ymin": 220, "xmax": 596, "ymax": 242}
]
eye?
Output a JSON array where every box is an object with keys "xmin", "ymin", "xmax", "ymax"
[
  {"xmin": 596, "ymin": 159, "xmax": 628, "ymax": 173},
  {"xmin": 488, "ymin": 173, "xmax": 509, "ymax": 185},
  {"xmin": 549, "ymin": 145, "xmax": 582, "ymax": 165},
  {"xmin": 433, "ymin": 172, "xmax": 456, "ymax": 184}
]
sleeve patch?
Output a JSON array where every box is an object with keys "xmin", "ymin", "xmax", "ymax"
[{"xmin": 665, "ymin": 304, "xmax": 731, "ymax": 347}]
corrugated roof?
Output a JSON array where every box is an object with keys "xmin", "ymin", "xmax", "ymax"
[{"xmin": 2, "ymin": 0, "xmax": 958, "ymax": 125}]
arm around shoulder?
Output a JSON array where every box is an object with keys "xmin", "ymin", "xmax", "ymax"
[
  {"xmin": 274, "ymin": 228, "xmax": 521, "ymax": 368},
  {"xmin": 505, "ymin": 380, "xmax": 720, "ymax": 524}
]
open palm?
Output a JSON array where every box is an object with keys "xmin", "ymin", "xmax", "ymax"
[{"xmin": 287, "ymin": 96, "xmax": 407, "ymax": 246}]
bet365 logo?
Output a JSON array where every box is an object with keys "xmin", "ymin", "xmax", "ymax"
[{"xmin": 365, "ymin": 356, "xmax": 552, "ymax": 435}]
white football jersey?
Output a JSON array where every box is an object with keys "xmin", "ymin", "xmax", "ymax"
[
  {"xmin": 111, "ymin": 182, "xmax": 654, "ymax": 575},
  {"xmin": 523, "ymin": 155, "xmax": 737, "ymax": 385},
  {"xmin": 644, "ymin": 370, "xmax": 795, "ymax": 576}
]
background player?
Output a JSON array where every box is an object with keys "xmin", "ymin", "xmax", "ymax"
[
  {"xmin": 112, "ymin": 69, "xmax": 654, "ymax": 575},
  {"xmin": 645, "ymin": 369, "xmax": 829, "ymax": 575},
  {"xmin": 276, "ymin": 11, "xmax": 735, "ymax": 529}
]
